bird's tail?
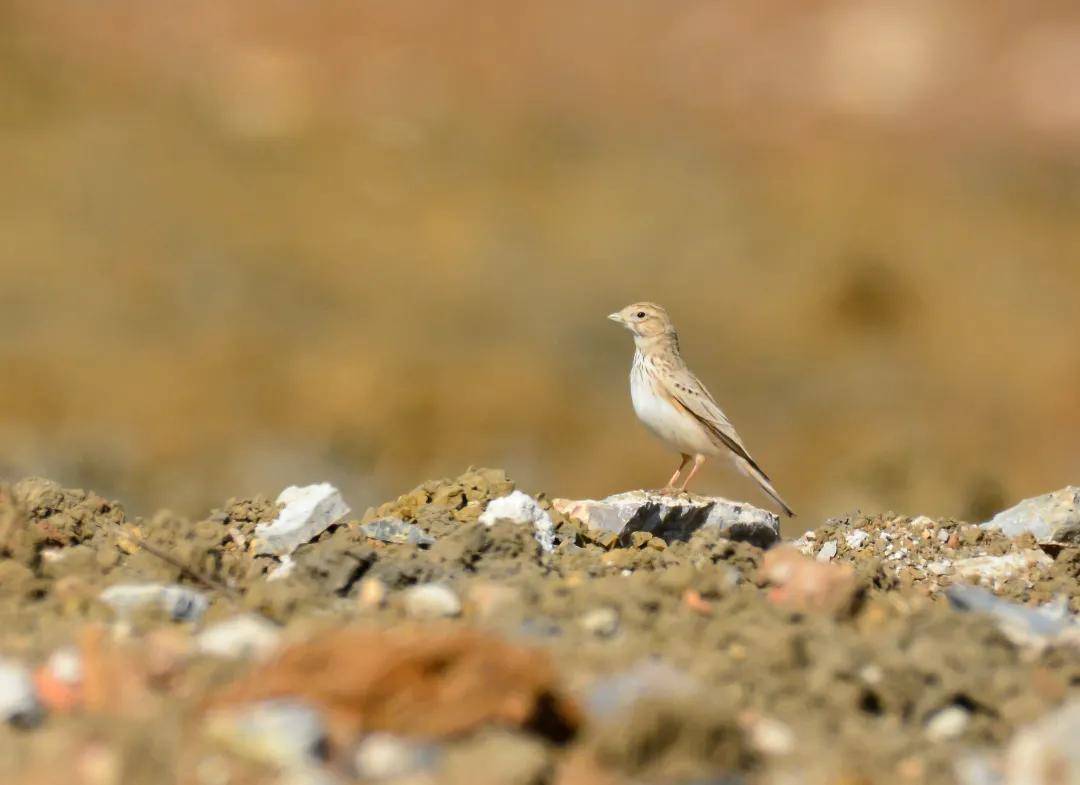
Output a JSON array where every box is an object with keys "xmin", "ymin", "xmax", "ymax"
[{"xmin": 736, "ymin": 457, "xmax": 795, "ymax": 518}]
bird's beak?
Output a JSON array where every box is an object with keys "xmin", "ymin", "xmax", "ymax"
[{"xmin": 607, "ymin": 312, "xmax": 624, "ymax": 324}]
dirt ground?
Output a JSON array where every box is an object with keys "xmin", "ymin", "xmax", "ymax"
[{"xmin": 0, "ymin": 470, "xmax": 1077, "ymax": 785}]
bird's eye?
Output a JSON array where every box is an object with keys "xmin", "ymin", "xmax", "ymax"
[{"xmin": 636, "ymin": 311, "xmax": 646, "ymax": 319}]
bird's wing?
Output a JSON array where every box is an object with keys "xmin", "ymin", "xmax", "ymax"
[{"xmin": 660, "ymin": 365, "xmax": 771, "ymax": 479}]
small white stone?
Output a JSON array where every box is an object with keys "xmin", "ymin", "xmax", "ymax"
[
  {"xmin": 354, "ymin": 734, "xmax": 438, "ymax": 780},
  {"xmin": 99, "ymin": 583, "xmax": 209, "ymax": 622},
  {"xmin": 480, "ymin": 491, "xmax": 555, "ymax": 552},
  {"xmin": 938, "ymin": 529, "xmax": 951, "ymax": 542},
  {"xmin": 925, "ymin": 706, "xmax": 971, "ymax": 741},
  {"xmin": 749, "ymin": 716, "xmax": 795, "ymax": 756},
  {"xmin": 254, "ymin": 483, "xmax": 351, "ymax": 557},
  {"xmin": 926, "ymin": 560, "xmax": 952, "ymax": 576},
  {"xmin": 0, "ymin": 659, "xmax": 41, "ymax": 726},
  {"xmin": 198, "ymin": 615, "xmax": 281, "ymax": 660},
  {"xmin": 910, "ymin": 516, "xmax": 935, "ymax": 528},
  {"xmin": 580, "ymin": 607, "xmax": 620, "ymax": 638},
  {"xmin": 45, "ymin": 647, "xmax": 82, "ymax": 685},
  {"xmin": 403, "ymin": 584, "xmax": 461, "ymax": 619},
  {"xmin": 266, "ymin": 555, "xmax": 295, "ymax": 581},
  {"xmin": 845, "ymin": 529, "xmax": 870, "ymax": 550},
  {"xmin": 816, "ymin": 541, "xmax": 838, "ymax": 562}
]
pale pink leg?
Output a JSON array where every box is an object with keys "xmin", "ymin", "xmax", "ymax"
[
  {"xmin": 663, "ymin": 454, "xmax": 691, "ymax": 492},
  {"xmin": 679, "ymin": 454, "xmax": 706, "ymax": 491}
]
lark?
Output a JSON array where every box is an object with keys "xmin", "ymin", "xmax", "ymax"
[{"xmin": 608, "ymin": 302, "xmax": 795, "ymax": 517}]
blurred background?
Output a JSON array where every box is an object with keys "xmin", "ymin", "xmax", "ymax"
[{"xmin": 1, "ymin": 0, "xmax": 1079, "ymax": 531}]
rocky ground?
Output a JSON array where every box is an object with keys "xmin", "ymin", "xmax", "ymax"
[{"xmin": 0, "ymin": 472, "xmax": 1078, "ymax": 785}]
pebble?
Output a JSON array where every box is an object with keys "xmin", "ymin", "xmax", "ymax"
[
  {"xmin": 748, "ymin": 716, "xmax": 796, "ymax": 755},
  {"xmin": 357, "ymin": 577, "xmax": 388, "ymax": 610},
  {"xmin": 925, "ymin": 706, "xmax": 971, "ymax": 741},
  {"xmin": 254, "ymin": 483, "xmax": 350, "ymax": 557},
  {"xmin": 0, "ymin": 659, "xmax": 42, "ymax": 727},
  {"xmin": 983, "ymin": 486, "xmax": 1080, "ymax": 544},
  {"xmin": 353, "ymin": 733, "xmax": 440, "ymax": 780},
  {"xmin": 579, "ymin": 607, "xmax": 620, "ymax": 638},
  {"xmin": 197, "ymin": 615, "xmax": 281, "ymax": 660},
  {"xmin": 937, "ymin": 529, "xmax": 951, "ymax": 543},
  {"xmin": 403, "ymin": 583, "xmax": 462, "ymax": 619}
]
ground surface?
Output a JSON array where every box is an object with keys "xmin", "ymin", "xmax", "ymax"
[{"xmin": 0, "ymin": 470, "xmax": 1077, "ymax": 785}]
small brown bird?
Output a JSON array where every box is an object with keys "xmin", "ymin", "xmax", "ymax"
[{"xmin": 609, "ymin": 302, "xmax": 795, "ymax": 517}]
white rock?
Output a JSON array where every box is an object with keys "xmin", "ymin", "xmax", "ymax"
[
  {"xmin": 926, "ymin": 560, "xmax": 952, "ymax": 576},
  {"xmin": 925, "ymin": 706, "xmax": 970, "ymax": 741},
  {"xmin": 553, "ymin": 490, "xmax": 780, "ymax": 548},
  {"xmin": 983, "ymin": 487, "xmax": 1080, "ymax": 544},
  {"xmin": 100, "ymin": 583, "xmax": 209, "ymax": 622},
  {"xmin": 254, "ymin": 484, "xmax": 351, "ymax": 557},
  {"xmin": 845, "ymin": 529, "xmax": 870, "ymax": 550},
  {"xmin": 953, "ymin": 550, "xmax": 1052, "ymax": 587},
  {"xmin": 938, "ymin": 529, "xmax": 951, "ymax": 543},
  {"xmin": 353, "ymin": 733, "xmax": 439, "ymax": 780},
  {"xmin": 910, "ymin": 516, "xmax": 935, "ymax": 528},
  {"xmin": 207, "ymin": 699, "xmax": 327, "ymax": 770},
  {"xmin": 816, "ymin": 540, "xmax": 838, "ymax": 562},
  {"xmin": 479, "ymin": 491, "xmax": 555, "ymax": 553},
  {"xmin": 198, "ymin": 615, "xmax": 281, "ymax": 660},
  {"xmin": 403, "ymin": 584, "xmax": 462, "ymax": 619},
  {"xmin": 748, "ymin": 716, "xmax": 796, "ymax": 756},
  {"xmin": 580, "ymin": 607, "xmax": 620, "ymax": 638},
  {"xmin": 0, "ymin": 659, "xmax": 41, "ymax": 726},
  {"xmin": 45, "ymin": 647, "xmax": 82, "ymax": 686}
]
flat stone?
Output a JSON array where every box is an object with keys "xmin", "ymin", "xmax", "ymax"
[
  {"xmin": 952, "ymin": 549, "xmax": 1052, "ymax": 587},
  {"xmin": 254, "ymin": 483, "xmax": 351, "ymax": 557},
  {"xmin": 360, "ymin": 517, "xmax": 435, "ymax": 546},
  {"xmin": 99, "ymin": 583, "xmax": 209, "ymax": 622},
  {"xmin": 945, "ymin": 585, "xmax": 1078, "ymax": 647},
  {"xmin": 206, "ymin": 699, "xmax": 328, "ymax": 770},
  {"xmin": 982, "ymin": 486, "xmax": 1080, "ymax": 544},
  {"xmin": 353, "ymin": 733, "xmax": 440, "ymax": 781},
  {"xmin": 552, "ymin": 490, "xmax": 780, "ymax": 548}
]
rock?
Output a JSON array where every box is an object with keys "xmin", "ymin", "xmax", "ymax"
[
  {"xmin": 1005, "ymin": 699, "xmax": 1080, "ymax": 785},
  {"xmin": 982, "ymin": 486, "xmax": 1080, "ymax": 544},
  {"xmin": 99, "ymin": 583, "xmax": 209, "ymax": 622},
  {"xmin": 357, "ymin": 577, "xmax": 388, "ymax": 610},
  {"xmin": 945, "ymin": 585, "xmax": 1079, "ymax": 648},
  {"xmin": 845, "ymin": 529, "xmax": 870, "ymax": 550},
  {"xmin": 744, "ymin": 715, "xmax": 795, "ymax": 756},
  {"xmin": 585, "ymin": 660, "xmax": 698, "ymax": 719},
  {"xmin": 360, "ymin": 517, "xmax": 435, "ymax": 546},
  {"xmin": 762, "ymin": 546, "xmax": 860, "ymax": 616},
  {"xmin": 33, "ymin": 646, "xmax": 83, "ymax": 713},
  {"xmin": 254, "ymin": 483, "xmax": 351, "ymax": 557},
  {"xmin": 925, "ymin": 706, "xmax": 971, "ymax": 741},
  {"xmin": 816, "ymin": 540, "xmax": 838, "ymax": 562},
  {"xmin": 353, "ymin": 733, "xmax": 440, "ymax": 781},
  {"xmin": 197, "ymin": 615, "xmax": 281, "ymax": 660},
  {"xmin": 206, "ymin": 699, "xmax": 328, "ymax": 769},
  {"xmin": 579, "ymin": 607, "xmax": 620, "ymax": 638},
  {"xmin": 403, "ymin": 583, "xmax": 462, "ymax": 619},
  {"xmin": 553, "ymin": 490, "xmax": 780, "ymax": 548},
  {"xmin": 479, "ymin": 491, "xmax": 555, "ymax": 553},
  {"xmin": 0, "ymin": 659, "xmax": 43, "ymax": 727},
  {"xmin": 266, "ymin": 554, "xmax": 296, "ymax": 581},
  {"xmin": 952, "ymin": 550, "xmax": 1052, "ymax": 587}
]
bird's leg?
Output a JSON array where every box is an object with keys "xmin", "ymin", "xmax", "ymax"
[
  {"xmin": 661, "ymin": 454, "xmax": 691, "ymax": 494},
  {"xmin": 679, "ymin": 454, "xmax": 706, "ymax": 491}
]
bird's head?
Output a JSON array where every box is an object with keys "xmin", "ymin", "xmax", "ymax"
[{"xmin": 608, "ymin": 302, "xmax": 676, "ymax": 342}]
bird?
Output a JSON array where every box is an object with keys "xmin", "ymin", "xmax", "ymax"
[{"xmin": 608, "ymin": 302, "xmax": 795, "ymax": 517}]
